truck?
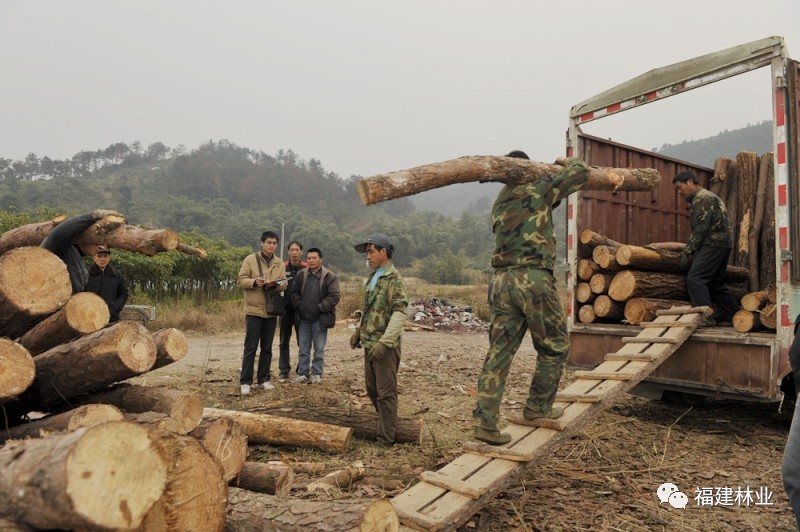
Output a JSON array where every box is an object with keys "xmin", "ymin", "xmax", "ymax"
[{"xmin": 565, "ymin": 36, "xmax": 800, "ymax": 405}]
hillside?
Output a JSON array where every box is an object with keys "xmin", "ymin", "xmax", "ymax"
[{"xmin": 655, "ymin": 120, "xmax": 773, "ymax": 167}]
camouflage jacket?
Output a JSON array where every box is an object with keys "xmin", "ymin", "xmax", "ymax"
[
  {"xmin": 491, "ymin": 159, "xmax": 591, "ymax": 270},
  {"xmin": 359, "ymin": 262, "xmax": 409, "ymax": 349},
  {"xmin": 684, "ymin": 188, "xmax": 732, "ymax": 255}
]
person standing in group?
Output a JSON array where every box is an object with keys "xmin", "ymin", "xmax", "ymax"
[
  {"xmin": 472, "ymin": 151, "xmax": 591, "ymax": 445},
  {"xmin": 236, "ymin": 230, "xmax": 286, "ymax": 395},
  {"xmin": 84, "ymin": 244, "xmax": 129, "ymax": 322},
  {"xmin": 289, "ymin": 248, "xmax": 340, "ymax": 384},
  {"xmin": 673, "ymin": 171, "xmax": 739, "ymax": 326},
  {"xmin": 350, "ymin": 234, "xmax": 409, "ymax": 446},
  {"xmin": 278, "ymin": 240, "xmax": 308, "ymax": 382}
]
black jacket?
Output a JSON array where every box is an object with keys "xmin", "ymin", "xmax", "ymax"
[
  {"xmin": 289, "ymin": 266, "xmax": 340, "ymax": 329},
  {"xmin": 85, "ymin": 264, "xmax": 129, "ymax": 321},
  {"xmin": 40, "ymin": 212, "xmax": 97, "ymax": 293}
]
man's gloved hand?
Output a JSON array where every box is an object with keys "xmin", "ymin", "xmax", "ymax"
[
  {"xmin": 679, "ymin": 252, "xmax": 692, "ymax": 270},
  {"xmin": 369, "ymin": 342, "xmax": 390, "ymax": 361},
  {"xmin": 349, "ymin": 328, "xmax": 361, "ymax": 349}
]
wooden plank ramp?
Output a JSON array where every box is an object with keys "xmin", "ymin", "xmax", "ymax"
[{"xmin": 392, "ymin": 305, "xmax": 712, "ymax": 531}]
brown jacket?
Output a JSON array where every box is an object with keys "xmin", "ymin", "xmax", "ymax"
[{"xmin": 237, "ymin": 253, "xmax": 287, "ymax": 318}]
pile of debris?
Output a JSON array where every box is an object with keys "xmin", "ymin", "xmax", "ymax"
[{"xmin": 407, "ymin": 297, "xmax": 488, "ymax": 333}]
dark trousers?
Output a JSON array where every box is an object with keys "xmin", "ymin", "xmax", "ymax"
[
  {"xmin": 686, "ymin": 246, "xmax": 739, "ymax": 322},
  {"xmin": 241, "ymin": 315, "xmax": 277, "ymax": 385},
  {"xmin": 364, "ymin": 346, "xmax": 401, "ymax": 445},
  {"xmin": 279, "ymin": 307, "xmax": 300, "ymax": 376}
]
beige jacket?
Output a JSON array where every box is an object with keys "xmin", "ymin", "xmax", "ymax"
[{"xmin": 237, "ymin": 253, "xmax": 287, "ymax": 318}]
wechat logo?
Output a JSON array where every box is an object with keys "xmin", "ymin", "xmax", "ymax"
[{"xmin": 657, "ymin": 482, "xmax": 688, "ymax": 509}]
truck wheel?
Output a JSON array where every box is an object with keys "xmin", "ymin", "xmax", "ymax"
[{"xmin": 119, "ymin": 307, "xmax": 150, "ymax": 328}]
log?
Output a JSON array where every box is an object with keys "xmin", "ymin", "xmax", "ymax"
[
  {"xmin": 357, "ymin": 155, "xmax": 661, "ymax": 205},
  {"xmin": 579, "ymin": 229, "xmax": 622, "ymax": 249},
  {"xmin": 593, "ymin": 295, "xmax": 625, "ymax": 321},
  {"xmin": 0, "ymin": 517, "xmax": 29, "ymax": 531},
  {"xmin": 761, "ymin": 303, "xmax": 777, "ymax": 330},
  {"xmin": 575, "ymin": 282, "xmax": 595, "ymax": 304},
  {"xmin": 125, "ymin": 411, "xmax": 187, "ymax": 434},
  {"xmin": 644, "ymin": 242, "xmax": 685, "ymax": 253},
  {"xmin": 14, "ymin": 321, "xmax": 156, "ymax": 412},
  {"xmin": 176, "ymin": 242, "xmax": 208, "ymax": 258},
  {"xmin": 760, "ymin": 153, "xmax": 776, "ymax": 290},
  {"xmin": 0, "ymin": 421, "xmax": 167, "ymax": 530},
  {"xmin": 615, "ymin": 244, "xmax": 749, "ymax": 282},
  {"xmin": 252, "ymin": 406, "xmax": 424, "ymax": 444},
  {"xmin": 288, "ymin": 461, "xmax": 327, "ymax": 475},
  {"xmin": 226, "ymin": 487, "xmax": 399, "ymax": 531},
  {"xmin": 724, "ymin": 157, "xmax": 740, "ymax": 263},
  {"xmin": 2, "ymin": 404, "xmax": 124, "ymax": 441},
  {"xmin": 306, "ymin": 461, "xmax": 366, "ymax": 492},
  {"xmin": 0, "ymin": 216, "xmax": 65, "ymax": 255},
  {"xmin": 733, "ymin": 310, "xmax": 764, "ymax": 332},
  {"xmin": 0, "ymin": 339, "xmax": 35, "ymax": 405},
  {"xmin": 735, "ymin": 151, "xmax": 759, "ymax": 271},
  {"xmin": 741, "ymin": 290, "xmax": 769, "ymax": 312},
  {"xmin": 203, "ymin": 408, "xmax": 352, "ymax": 454},
  {"xmin": 709, "ymin": 157, "xmax": 734, "ymax": 196},
  {"xmin": 231, "ymin": 461, "xmax": 294, "ymax": 496},
  {"xmin": 748, "ymin": 153, "xmax": 772, "ymax": 290},
  {"xmin": 136, "ymin": 430, "xmax": 227, "ymax": 532},
  {"xmin": 589, "ymin": 273, "xmax": 614, "ymax": 295},
  {"xmin": 87, "ymin": 383, "xmax": 202, "ymax": 435},
  {"xmin": 578, "ymin": 304, "xmax": 596, "ymax": 324},
  {"xmin": 608, "ymin": 270, "xmax": 687, "ymax": 302},
  {"xmin": 768, "ymin": 284, "xmax": 777, "ymax": 304},
  {"xmin": 17, "ymin": 292, "xmax": 109, "ymax": 355},
  {"xmin": 151, "ymin": 328, "xmax": 189, "ymax": 370},
  {"xmin": 624, "ymin": 298, "xmax": 692, "ymax": 325},
  {"xmin": 190, "ymin": 417, "xmax": 248, "ymax": 481},
  {"xmin": 0, "ymin": 247, "xmax": 72, "ymax": 338},
  {"xmin": 592, "ymin": 245, "xmax": 619, "ymax": 270},
  {"xmin": 577, "ymin": 259, "xmax": 601, "ymax": 281},
  {"xmin": 74, "ymin": 224, "xmax": 178, "ymax": 256}
]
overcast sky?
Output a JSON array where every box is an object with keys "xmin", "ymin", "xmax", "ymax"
[{"xmin": 1, "ymin": 1, "xmax": 798, "ymax": 179}]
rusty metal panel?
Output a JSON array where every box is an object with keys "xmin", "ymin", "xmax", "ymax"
[
  {"xmin": 577, "ymin": 133, "xmax": 713, "ymax": 246},
  {"xmin": 789, "ymin": 59, "xmax": 800, "ymax": 282}
]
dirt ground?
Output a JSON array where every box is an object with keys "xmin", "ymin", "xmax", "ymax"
[{"xmin": 132, "ymin": 326, "xmax": 797, "ymax": 531}]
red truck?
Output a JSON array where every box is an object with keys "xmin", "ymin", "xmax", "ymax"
[{"xmin": 566, "ymin": 36, "xmax": 800, "ymax": 405}]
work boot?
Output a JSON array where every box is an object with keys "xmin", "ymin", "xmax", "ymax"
[
  {"xmin": 523, "ymin": 403, "xmax": 564, "ymax": 421},
  {"xmin": 473, "ymin": 427, "xmax": 512, "ymax": 445},
  {"xmin": 699, "ymin": 317, "xmax": 716, "ymax": 327}
]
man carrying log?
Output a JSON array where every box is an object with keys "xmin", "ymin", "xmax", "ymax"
[
  {"xmin": 350, "ymin": 234, "xmax": 409, "ymax": 446},
  {"xmin": 472, "ymin": 151, "xmax": 591, "ymax": 445},
  {"xmin": 673, "ymin": 171, "xmax": 739, "ymax": 326}
]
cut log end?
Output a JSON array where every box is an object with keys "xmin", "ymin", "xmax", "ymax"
[
  {"xmin": 152, "ymin": 328, "xmax": 189, "ymax": 369},
  {"xmin": 0, "ymin": 339, "xmax": 35, "ymax": 402},
  {"xmin": 191, "ymin": 417, "xmax": 248, "ymax": 481},
  {"xmin": 0, "ymin": 247, "xmax": 72, "ymax": 315}
]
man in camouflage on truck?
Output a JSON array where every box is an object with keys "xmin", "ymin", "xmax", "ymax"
[
  {"xmin": 472, "ymin": 151, "xmax": 591, "ymax": 445},
  {"xmin": 350, "ymin": 234, "xmax": 409, "ymax": 446},
  {"xmin": 673, "ymin": 171, "xmax": 739, "ymax": 326}
]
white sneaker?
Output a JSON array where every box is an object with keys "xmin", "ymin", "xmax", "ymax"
[
  {"xmin": 310, "ymin": 375, "xmax": 322, "ymax": 384},
  {"xmin": 261, "ymin": 381, "xmax": 275, "ymax": 391},
  {"xmin": 293, "ymin": 375, "xmax": 309, "ymax": 384},
  {"xmin": 240, "ymin": 384, "xmax": 251, "ymax": 395}
]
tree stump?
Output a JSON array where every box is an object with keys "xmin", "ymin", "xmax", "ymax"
[
  {"xmin": 231, "ymin": 461, "xmax": 294, "ymax": 496},
  {"xmin": 18, "ymin": 292, "xmax": 109, "ymax": 355},
  {"xmin": 0, "ymin": 339, "xmax": 35, "ymax": 405},
  {"xmin": 2, "ymin": 404, "xmax": 124, "ymax": 442},
  {"xmin": 190, "ymin": 417, "xmax": 248, "ymax": 481}
]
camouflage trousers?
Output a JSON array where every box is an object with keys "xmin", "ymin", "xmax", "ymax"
[{"xmin": 473, "ymin": 268, "xmax": 569, "ymax": 429}]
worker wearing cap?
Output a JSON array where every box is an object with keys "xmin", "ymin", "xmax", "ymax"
[
  {"xmin": 350, "ymin": 234, "xmax": 409, "ymax": 446},
  {"xmin": 472, "ymin": 151, "xmax": 591, "ymax": 445},
  {"xmin": 84, "ymin": 244, "xmax": 129, "ymax": 322}
]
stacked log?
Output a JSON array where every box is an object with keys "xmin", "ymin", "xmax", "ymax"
[
  {"xmin": 1, "ymin": 404, "xmax": 124, "ymax": 442},
  {"xmin": 0, "ymin": 339, "xmax": 35, "ymax": 405},
  {"xmin": 18, "ymin": 292, "xmax": 109, "ymax": 355}
]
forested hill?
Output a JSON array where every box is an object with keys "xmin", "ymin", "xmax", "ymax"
[{"xmin": 655, "ymin": 120, "xmax": 773, "ymax": 167}]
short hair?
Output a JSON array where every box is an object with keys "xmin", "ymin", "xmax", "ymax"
[
  {"xmin": 372, "ymin": 243, "xmax": 393, "ymax": 259},
  {"xmin": 307, "ymin": 247, "xmax": 322, "ymax": 258},
  {"xmin": 261, "ymin": 230, "xmax": 279, "ymax": 243},
  {"xmin": 672, "ymin": 171, "xmax": 699, "ymax": 184},
  {"xmin": 288, "ymin": 240, "xmax": 303, "ymax": 251},
  {"xmin": 506, "ymin": 150, "xmax": 530, "ymax": 160}
]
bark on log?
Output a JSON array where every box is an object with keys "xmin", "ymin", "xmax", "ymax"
[
  {"xmin": 230, "ymin": 461, "xmax": 294, "ymax": 496},
  {"xmin": 592, "ymin": 245, "xmax": 620, "ymax": 270},
  {"xmin": 203, "ymin": 408, "xmax": 352, "ymax": 454},
  {"xmin": 760, "ymin": 153, "xmax": 776, "ymax": 290},
  {"xmin": 0, "ymin": 421, "xmax": 167, "ymax": 530},
  {"xmin": 577, "ymin": 259, "xmax": 601, "ymax": 281},
  {"xmin": 623, "ymin": 298, "xmax": 690, "ymax": 325},
  {"xmin": 225, "ymin": 487, "xmax": 399, "ymax": 532},
  {"xmin": 0, "ymin": 247, "xmax": 72, "ymax": 338},
  {"xmin": 17, "ymin": 292, "xmax": 109, "ymax": 355},
  {"xmin": 769, "ymin": 284, "xmax": 777, "ymax": 304},
  {"xmin": 2, "ymin": 404, "xmax": 124, "ymax": 441},
  {"xmin": 733, "ymin": 310, "xmax": 764, "ymax": 332},
  {"xmin": 735, "ymin": 151, "xmax": 759, "ymax": 271},
  {"xmin": 125, "ymin": 412, "xmax": 187, "ymax": 434},
  {"xmin": 252, "ymin": 406, "xmax": 424, "ymax": 445},
  {"xmin": 644, "ymin": 242, "xmax": 685, "ymax": 252},
  {"xmin": 74, "ymin": 224, "xmax": 178, "ymax": 256},
  {"xmin": 190, "ymin": 417, "xmax": 248, "ymax": 481},
  {"xmin": 615, "ymin": 244, "xmax": 749, "ymax": 282},
  {"xmin": 593, "ymin": 295, "xmax": 625, "ymax": 321},
  {"xmin": 88, "ymin": 383, "xmax": 202, "ymax": 435},
  {"xmin": 306, "ymin": 461, "xmax": 365, "ymax": 492},
  {"xmin": 0, "ymin": 216, "xmax": 65, "ymax": 255},
  {"xmin": 357, "ymin": 156, "xmax": 661, "ymax": 205},
  {"xmin": 575, "ymin": 282, "xmax": 595, "ymax": 304},
  {"xmin": 709, "ymin": 157, "xmax": 734, "ymax": 197},
  {"xmin": 287, "ymin": 461, "xmax": 327, "ymax": 475},
  {"xmin": 15, "ymin": 321, "xmax": 156, "ymax": 412},
  {"xmin": 0, "ymin": 339, "xmax": 35, "ymax": 405},
  {"xmin": 579, "ymin": 229, "xmax": 622, "ymax": 249},
  {"xmin": 0, "ymin": 517, "xmax": 30, "ymax": 531},
  {"xmin": 176, "ymin": 242, "xmax": 208, "ymax": 258},
  {"xmin": 741, "ymin": 290, "xmax": 769, "ymax": 312},
  {"xmin": 589, "ymin": 273, "xmax": 614, "ymax": 295},
  {"xmin": 761, "ymin": 303, "xmax": 777, "ymax": 330},
  {"xmin": 151, "ymin": 328, "xmax": 189, "ymax": 370},
  {"xmin": 608, "ymin": 270, "xmax": 688, "ymax": 302},
  {"xmin": 136, "ymin": 430, "xmax": 227, "ymax": 532},
  {"xmin": 578, "ymin": 305, "xmax": 596, "ymax": 324},
  {"xmin": 748, "ymin": 153, "xmax": 772, "ymax": 290},
  {"xmin": 724, "ymin": 159, "xmax": 740, "ymax": 265}
]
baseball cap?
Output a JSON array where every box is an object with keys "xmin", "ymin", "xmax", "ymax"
[
  {"xmin": 96, "ymin": 244, "xmax": 111, "ymax": 255},
  {"xmin": 354, "ymin": 233, "xmax": 394, "ymax": 254}
]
